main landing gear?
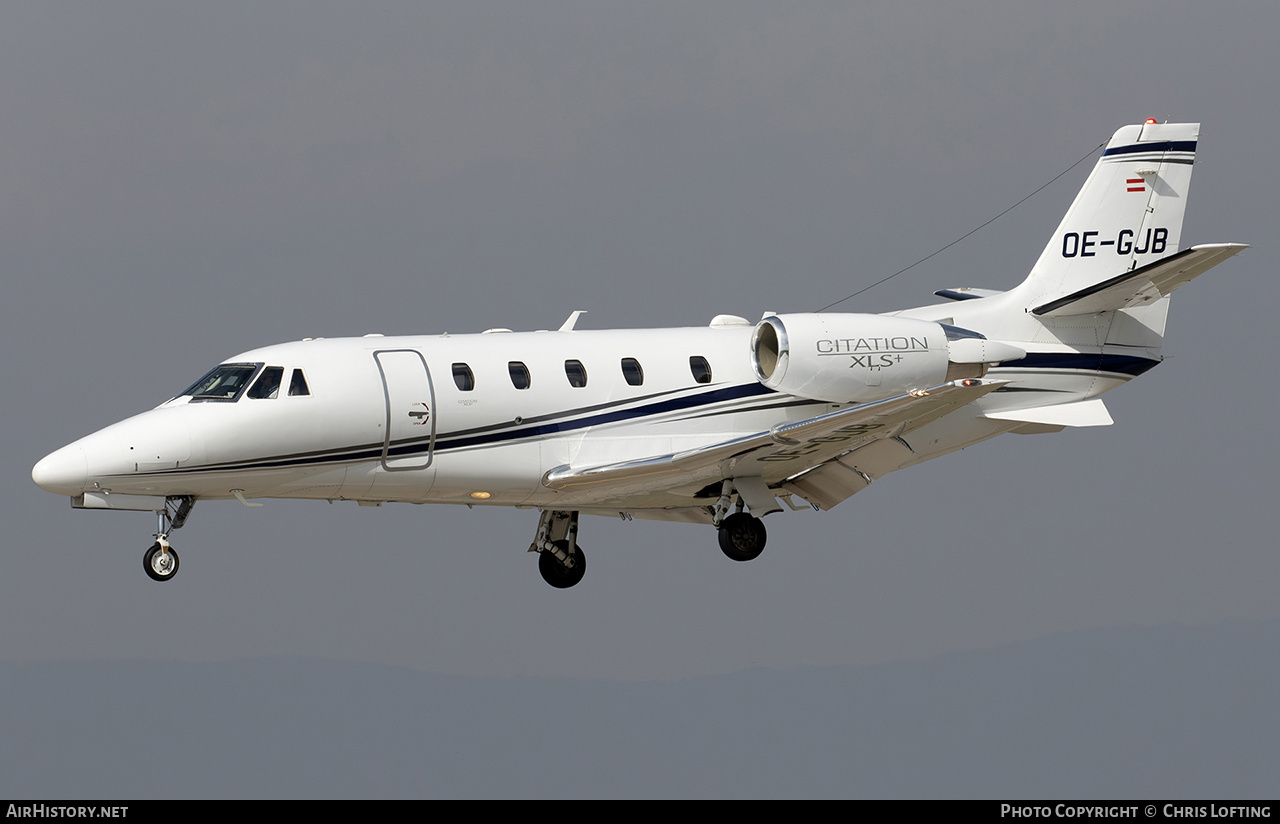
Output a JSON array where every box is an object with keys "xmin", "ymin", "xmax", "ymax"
[
  {"xmin": 529, "ymin": 482, "xmax": 774, "ymax": 588},
  {"xmin": 530, "ymin": 510, "xmax": 586, "ymax": 589},
  {"xmin": 143, "ymin": 496, "xmax": 195, "ymax": 582},
  {"xmin": 712, "ymin": 479, "xmax": 769, "ymax": 562}
]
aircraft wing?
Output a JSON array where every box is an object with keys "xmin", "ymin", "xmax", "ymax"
[
  {"xmin": 1032, "ymin": 243, "xmax": 1247, "ymax": 317},
  {"xmin": 542, "ymin": 379, "xmax": 1004, "ymax": 505}
]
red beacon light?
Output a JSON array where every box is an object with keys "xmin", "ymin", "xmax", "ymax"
[{"xmin": 1145, "ymin": 118, "xmax": 1159, "ymax": 124}]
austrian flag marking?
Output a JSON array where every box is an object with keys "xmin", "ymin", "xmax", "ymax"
[{"xmin": 1127, "ymin": 178, "xmax": 1146, "ymax": 192}]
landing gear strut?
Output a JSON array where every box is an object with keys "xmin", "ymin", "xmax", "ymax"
[
  {"xmin": 530, "ymin": 510, "xmax": 586, "ymax": 588},
  {"xmin": 144, "ymin": 496, "xmax": 194, "ymax": 582}
]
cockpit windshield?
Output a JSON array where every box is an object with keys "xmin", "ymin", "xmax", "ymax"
[{"xmin": 179, "ymin": 363, "xmax": 262, "ymax": 402}]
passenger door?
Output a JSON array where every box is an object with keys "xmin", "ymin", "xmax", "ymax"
[{"xmin": 373, "ymin": 349, "xmax": 436, "ymax": 471}]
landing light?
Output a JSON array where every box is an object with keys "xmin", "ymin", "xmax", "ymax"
[{"xmin": 469, "ymin": 491, "xmax": 492, "ymax": 500}]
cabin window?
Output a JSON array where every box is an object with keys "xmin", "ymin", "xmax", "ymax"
[
  {"xmin": 181, "ymin": 363, "xmax": 262, "ymax": 402},
  {"xmin": 689, "ymin": 355, "xmax": 712, "ymax": 384},
  {"xmin": 621, "ymin": 357, "xmax": 644, "ymax": 387},
  {"xmin": 452, "ymin": 363, "xmax": 475, "ymax": 392},
  {"xmin": 247, "ymin": 366, "xmax": 284, "ymax": 399},
  {"xmin": 508, "ymin": 361, "xmax": 531, "ymax": 390},
  {"xmin": 288, "ymin": 369, "xmax": 310, "ymax": 396},
  {"xmin": 564, "ymin": 359, "xmax": 588, "ymax": 388}
]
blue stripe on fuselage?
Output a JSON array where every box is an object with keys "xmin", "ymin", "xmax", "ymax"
[
  {"xmin": 433, "ymin": 381, "xmax": 776, "ymax": 452},
  {"xmin": 128, "ymin": 354, "xmax": 1159, "ymax": 478},
  {"xmin": 993, "ymin": 352, "xmax": 1160, "ymax": 376}
]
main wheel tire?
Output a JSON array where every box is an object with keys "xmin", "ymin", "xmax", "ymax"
[
  {"xmin": 143, "ymin": 542, "xmax": 180, "ymax": 582},
  {"xmin": 538, "ymin": 541, "xmax": 586, "ymax": 589},
  {"xmin": 718, "ymin": 513, "xmax": 767, "ymax": 562}
]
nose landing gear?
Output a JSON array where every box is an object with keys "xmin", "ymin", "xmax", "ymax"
[{"xmin": 142, "ymin": 496, "xmax": 194, "ymax": 582}]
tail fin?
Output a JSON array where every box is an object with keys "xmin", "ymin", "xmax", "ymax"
[{"xmin": 1020, "ymin": 121, "xmax": 1199, "ymax": 305}]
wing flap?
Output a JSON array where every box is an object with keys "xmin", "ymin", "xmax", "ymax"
[
  {"xmin": 780, "ymin": 460, "xmax": 870, "ymax": 511},
  {"xmin": 542, "ymin": 379, "xmax": 1004, "ymax": 502},
  {"xmin": 1032, "ymin": 243, "xmax": 1247, "ymax": 317}
]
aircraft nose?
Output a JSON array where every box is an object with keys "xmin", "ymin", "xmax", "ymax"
[{"xmin": 32, "ymin": 445, "xmax": 88, "ymax": 496}]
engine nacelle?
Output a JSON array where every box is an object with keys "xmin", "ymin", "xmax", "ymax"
[{"xmin": 750, "ymin": 313, "xmax": 953, "ymax": 404}]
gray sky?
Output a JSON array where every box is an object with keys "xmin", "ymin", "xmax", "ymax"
[{"xmin": 5, "ymin": 1, "xmax": 1278, "ymax": 689}]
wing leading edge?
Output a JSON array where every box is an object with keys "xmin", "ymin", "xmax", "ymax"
[{"xmin": 542, "ymin": 379, "xmax": 1005, "ymax": 506}]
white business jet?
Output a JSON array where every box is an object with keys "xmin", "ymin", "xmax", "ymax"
[{"xmin": 32, "ymin": 120, "xmax": 1246, "ymax": 588}]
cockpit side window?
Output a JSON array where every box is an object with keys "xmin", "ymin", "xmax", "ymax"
[
  {"xmin": 288, "ymin": 369, "xmax": 310, "ymax": 396},
  {"xmin": 181, "ymin": 363, "xmax": 262, "ymax": 402},
  {"xmin": 247, "ymin": 366, "xmax": 284, "ymax": 399}
]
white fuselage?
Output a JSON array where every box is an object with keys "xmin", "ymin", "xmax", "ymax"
[{"xmin": 31, "ymin": 308, "xmax": 1153, "ymax": 520}]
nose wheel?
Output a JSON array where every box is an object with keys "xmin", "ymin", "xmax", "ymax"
[
  {"xmin": 143, "ymin": 542, "xmax": 180, "ymax": 582},
  {"xmin": 141, "ymin": 496, "xmax": 194, "ymax": 582}
]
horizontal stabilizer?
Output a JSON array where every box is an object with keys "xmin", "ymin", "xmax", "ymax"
[
  {"xmin": 1032, "ymin": 243, "xmax": 1247, "ymax": 317},
  {"xmin": 980, "ymin": 398, "xmax": 1113, "ymax": 427}
]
